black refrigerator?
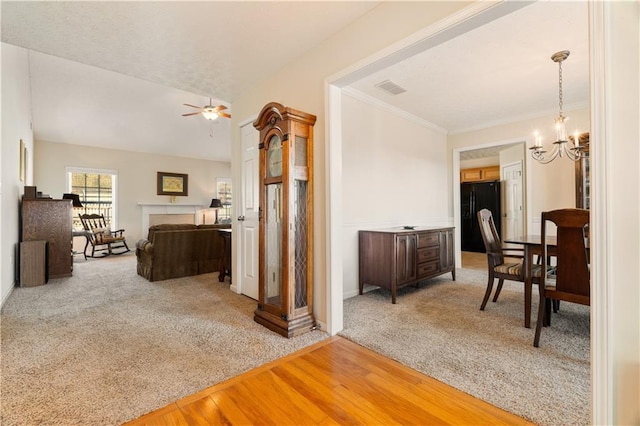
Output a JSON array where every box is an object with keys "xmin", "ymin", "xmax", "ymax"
[{"xmin": 461, "ymin": 181, "xmax": 501, "ymax": 252}]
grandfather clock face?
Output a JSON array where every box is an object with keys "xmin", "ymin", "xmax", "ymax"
[{"xmin": 267, "ymin": 135, "xmax": 283, "ymax": 178}]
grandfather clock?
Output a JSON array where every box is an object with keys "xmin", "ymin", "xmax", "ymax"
[{"xmin": 253, "ymin": 102, "xmax": 316, "ymax": 337}]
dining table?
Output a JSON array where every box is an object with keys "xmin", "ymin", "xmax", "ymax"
[{"xmin": 504, "ymin": 235, "xmax": 557, "ymax": 328}]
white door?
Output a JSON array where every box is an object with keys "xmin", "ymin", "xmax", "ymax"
[
  {"xmin": 502, "ymin": 161, "xmax": 524, "ymax": 239},
  {"xmin": 239, "ymin": 123, "xmax": 260, "ymax": 299}
]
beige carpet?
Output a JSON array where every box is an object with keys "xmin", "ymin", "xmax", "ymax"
[
  {"xmin": 1, "ymin": 253, "xmax": 327, "ymax": 425},
  {"xmin": 339, "ymin": 269, "xmax": 590, "ymax": 426}
]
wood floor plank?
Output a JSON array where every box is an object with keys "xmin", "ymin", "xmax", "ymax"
[
  {"xmin": 216, "ymin": 382, "xmax": 281, "ymax": 426},
  {"xmin": 178, "ymin": 396, "xmax": 230, "ymax": 426},
  {"xmin": 260, "ymin": 369, "xmax": 331, "ymax": 424},
  {"xmin": 124, "ymin": 337, "xmax": 535, "ymax": 426},
  {"xmin": 127, "ymin": 404, "xmax": 188, "ymax": 426},
  {"xmin": 272, "ymin": 361, "xmax": 389, "ymax": 425},
  {"xmin": 208, "ymin": 392, "xmax": 255, "ymax": 425}
]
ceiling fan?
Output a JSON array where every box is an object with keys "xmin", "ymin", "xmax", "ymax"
[{"xmin": 182, "ymin": 98, "xmax": 231, "ymax": 120}]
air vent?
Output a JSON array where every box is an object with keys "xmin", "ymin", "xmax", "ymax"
[{"xmin": 375, "ymin": 79, "xmax": 407, "ymax": 95}]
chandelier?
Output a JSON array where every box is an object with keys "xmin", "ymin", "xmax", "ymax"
[{"xmin": 530, "ymin": 50, "xmax": 586, "ymax": 164}]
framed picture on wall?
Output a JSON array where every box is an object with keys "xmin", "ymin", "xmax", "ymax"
[{"xmin": 157, "ymin": 172, "xmax": 188, "ymax": 196}]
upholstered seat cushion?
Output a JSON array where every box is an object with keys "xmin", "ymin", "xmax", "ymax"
[{"xmin": 494, "ymin": 262, "xmax": 546, "ymax": 277}]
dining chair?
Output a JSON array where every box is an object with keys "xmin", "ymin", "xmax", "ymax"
[
  {"xmin": 534, "ymin": 208, "xmax": 590, "ymax": 347},
  {"xmin": 477, "ymin": 209, "xmax": 546, "ymax": 312}
]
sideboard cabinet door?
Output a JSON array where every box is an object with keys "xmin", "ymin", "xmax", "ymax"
[{"xmin": 395, "ymin": 234, "xmax": 417, "ymax": 284}]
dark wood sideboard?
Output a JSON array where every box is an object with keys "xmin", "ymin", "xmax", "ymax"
[
  {"xmin": 359, "ymin": 227, "xmax": 455, "ymax": 303},
  {"xmin": 21, "ymin": 199, "xmax": 73, "ymax": 281}
]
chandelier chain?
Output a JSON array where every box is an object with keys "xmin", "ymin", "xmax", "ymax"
[{"xmin": 558, "ymin": 60, "xmax": 564, "ymax": 117}]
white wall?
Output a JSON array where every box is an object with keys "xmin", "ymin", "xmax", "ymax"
[
  {"xmin": 341, "ymin": 93, "xmax": 449, "ymax": 298},
  {"xmin": 34, "ymin": 140, "xmax": 231, "ymax": 244},
  {"xmin": 499, "ymin": 144, "xmax": 524, "ymax": 168},
  {"xmin": 1, "ymin": 44, "xmax": 34, "ymax": 305}
]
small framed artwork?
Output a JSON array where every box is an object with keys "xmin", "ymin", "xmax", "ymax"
[{"xmin": 157, "ymin": 172, "xmax": 188, "ymax": 196}]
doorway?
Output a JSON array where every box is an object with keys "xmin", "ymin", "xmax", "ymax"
[{"xmin": 453, "ymin": 141, "xmax": 528, "ymax": 269}]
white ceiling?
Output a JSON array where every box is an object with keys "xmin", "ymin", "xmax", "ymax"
[{"xmin": 2, "ymin": 1, "xmax": 589, "ymax": 162}]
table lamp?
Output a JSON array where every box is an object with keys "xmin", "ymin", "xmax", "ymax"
[
  {"xmin": 63, "ymin": 193, "xmax": 84, "ymax": 232},
  {"xmin": 209, "ymin": 198, "xmax": 223, "ymax": 224},
  {"xmin": 62, "ymin": 193, "xmax": 83, "ymax": 208}
]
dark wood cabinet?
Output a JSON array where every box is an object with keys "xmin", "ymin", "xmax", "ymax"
[
  {"xmin": 21, "ymin": 199, "xmax": 73, "ymax": 280},
  {"xmin": 359, "ymin": 227, "xmax": 455, "ymax": 303}
]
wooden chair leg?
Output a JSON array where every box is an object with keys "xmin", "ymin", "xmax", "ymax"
[
  {"xmin": 533, "ymin": 291, "xmax": 546, "ymax": 347},
  {"xmin": 492, "ymin": 279, "xmax": 504, "ymax": 302},
  {"xmin": 544, "ymin": 298, "xmax": 552, "ymax": 326},
  {"xmin": 480, "ymin": 276, "xmax": 494, "ymax": 311}
]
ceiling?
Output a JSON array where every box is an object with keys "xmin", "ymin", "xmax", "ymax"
[{"xmin": 1, "ymin": 1, "xmax": 589, "ymax": 163}]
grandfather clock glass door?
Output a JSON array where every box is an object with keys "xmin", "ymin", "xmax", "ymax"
[
  {"xmin": 265, "ymin": 136, "xmax": 283, "ymax": 309},
  {"xmin": 254, "ymin": 102, "xmax": 316, "ymax": 338}
]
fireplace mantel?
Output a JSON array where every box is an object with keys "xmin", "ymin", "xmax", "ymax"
[{"xmin": 139, "ymin": 203, "xmax": 206, "ymax": 237}]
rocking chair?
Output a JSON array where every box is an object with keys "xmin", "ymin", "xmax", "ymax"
[{"xmin": 79, "ymin": 214, "xmax": 130, "ymax": 258}]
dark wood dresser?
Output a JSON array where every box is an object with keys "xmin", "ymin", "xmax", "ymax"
[
  {"xmin": 359, "ymin": 226, "xmax": 455, "ymax": 303},
  {"xmin": 21, "ymin": 199, "xmax": 73, "ymax": 280}
]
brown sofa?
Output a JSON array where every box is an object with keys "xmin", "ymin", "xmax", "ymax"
[{"xmin": 135, "ymin": 223, "xmax": 231, "ymax": 282}]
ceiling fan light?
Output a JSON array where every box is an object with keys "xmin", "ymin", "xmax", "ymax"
[{"xmin": 202, "ymin": 109, "xmax": 219, "ymax": 120}]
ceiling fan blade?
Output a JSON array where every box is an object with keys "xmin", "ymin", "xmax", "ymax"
[
  {"xmin": 219, "ymin": 112, "xmax": 231, "ymax": 119},
  {"xmin": 213, "ymin": 105, "xmax": 228, "ymax": 112},
  {"xmin": 183, "ymin": 104, "xmax": 203, "ymax": 109},
  {"xmin": 182, "ymin": 112, "xmax": 202, "ymax": 117}
]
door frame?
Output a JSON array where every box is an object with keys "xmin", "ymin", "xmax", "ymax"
[{"xmin": 452, "ymin": 140, "xmax": 530, "ymax": 268}]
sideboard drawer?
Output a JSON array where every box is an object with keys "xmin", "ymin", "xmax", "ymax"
[
  {"xmin": 417, "ymin": 247, "xmax": 438, "ymax": 263},
  {"xmin": 418, "ymin": 260, "xmax": 439, "ymax": 278},
  {"xmin": 417, "ymin": 232, "xmax": 439, "ymax": 248}
]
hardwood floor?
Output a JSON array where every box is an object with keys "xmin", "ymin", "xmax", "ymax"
[
  {"xmin": 125, "ymin": 336, "xmax": 533, "ymax": 426},
  {"xmin": 461, "ymin": 251, "xmax": 487, "ymax": 270}
]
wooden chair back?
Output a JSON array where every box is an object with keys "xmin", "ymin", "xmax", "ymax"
[
  {"xmin": 477, "ymin": 209, "xmax": 504, "ymax": 263},
  {"xmin": 79, "ymin": 214, "xmax": 109, "ymax": 234},
  {"xmin": 541, "ymin": 208, "xmax": 590, "ymax": 304}
]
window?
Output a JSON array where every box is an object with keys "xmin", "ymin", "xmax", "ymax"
[
  {"xmin": 67, "ymin": 168, "xmax": 118, "ymax": 230},
  {"xmin": 217, "ymin": 178, "xmax": 232, "ymax": 224}
]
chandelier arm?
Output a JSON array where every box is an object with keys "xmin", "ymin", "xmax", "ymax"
[{"xmin": 530, "ymin": 143, "xmax": 561, "ymax": 164}]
